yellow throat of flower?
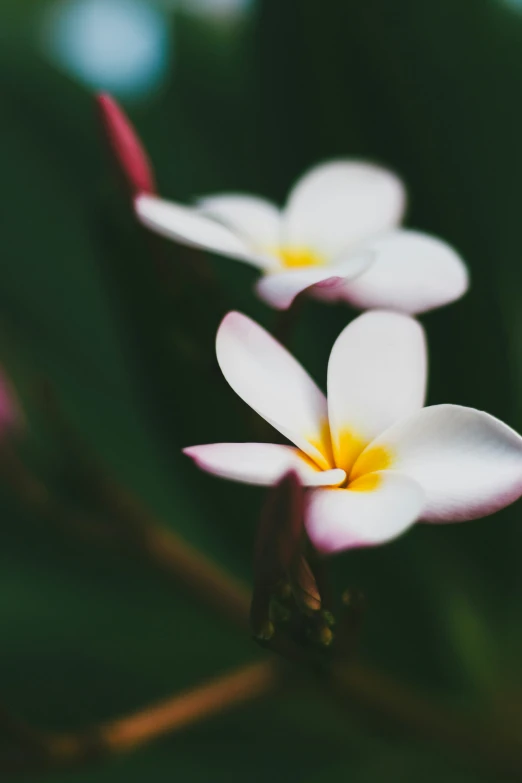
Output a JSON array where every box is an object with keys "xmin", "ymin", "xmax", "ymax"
[
  {"xmin": 305, "ymin": 421, "xmax": 394, "ymax": 493},
  {"xmin": 276, "ymin": 246, "xmax": 325, "ymax": 269}
]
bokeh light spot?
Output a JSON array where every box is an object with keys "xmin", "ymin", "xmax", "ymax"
[{"xmin": 42, "ymin": 0, "xmax": 172, "ymax": 99}]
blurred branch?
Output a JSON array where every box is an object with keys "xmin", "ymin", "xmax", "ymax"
[
  {"xmin": 0, "ymin": 704, "xmax": 51, "ymax": 761},
  {"xmin": 2, "ymin": 661, "xmax": 278, "ymax": 777},
  {"xmin": 2, "ymin": 404, "xmax": 522, "ymax": 778},
  {"xmin": 0, "ymin": 443, "xmax": 117, "ymax": 545},
  {"xmin": 40, "ymin": 381, "xmax": 252, "ymax": 627},
  {"xmin": 0, "ymin": 437, "xmax": 250, "ymax": 629},
  {"xmin": 332, "ymin": 661, "xmax": 522, "ymax": 779},
  {"xmin": 66, "ymin": 449, "xmax": 250, "ymax": 626}
]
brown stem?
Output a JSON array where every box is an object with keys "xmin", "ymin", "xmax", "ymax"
[
  {"xmin": 48, "ymin": 383, "xmax": 252, "ymax": 625},
  {"xmin": 95, "ymin": 660, "xmax": 276, "ymax": 754},
  {"xmin": 2, "ymin": 439, "xmax": 522, "ymax": 777},
  {"xmin": 103, "ymin": 489, "xmax": 251, "ymax": 628},
  {"xmin": 3, "ymin": 661, "xmax": 278, "ymax": 776},
  {"xmin": 0, "ymin": 441, "xmax": 250, "ymax": 629}
]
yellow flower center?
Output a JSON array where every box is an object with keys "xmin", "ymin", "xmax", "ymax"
[
  {"xmin": 348, "ymin": 443, "xmax": 392, "ymax": 492},
  {"xmin": 303, "ymin": 422, "xmax": 393, "ymax": 493},
  {"xmin": 276, "ymin": 246, "xmax": 325, "ymax": 269}
]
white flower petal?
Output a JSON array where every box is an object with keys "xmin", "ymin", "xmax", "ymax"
[
  {"xmin": 196, "ymin": 193, "xmax": 282, "ymax": 268},
  {"xmin": 338, "ymin": 230, "xmax": 469, "ymax": 314},
  {"xmin": 183, "ymin": 443, "xmax": 346, "ymax": 487},
  {"xmin": 305, "ymin": 471, "xmax": 425, "ymax": 553},
  {"xmin": 135, "ymin": 194, "xmax": 268, "ymax": 268},
  {"xmin": 327, "ymin": 311, "xmax": 427, "ymax": 473},
  {"xmin": 283, "ymin": 160, "xmax": 406, "ymax": 258},
  {"xmin": 355, "ymin": 405, "xmax": 522, "ymax": 522},
  {"xmin": 255, "ymin": 252, "xmax": 372, "ymax": 310},
  {"xmin": 216, "ymin": 312, "xmax": 333, "ymax": 469}
]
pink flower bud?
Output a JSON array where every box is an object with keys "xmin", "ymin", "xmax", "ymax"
[
  {"xmin": 0, "ymin": 370, "xmax": 22, "ymax": 434},
  {"xmin": 97, "ymin": 93, "xmax": 156, "ymax": 197}
]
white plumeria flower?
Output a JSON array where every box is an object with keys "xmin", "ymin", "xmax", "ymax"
[
  {"xmin": 135, "ymin": 160, "xmax": 469, "ymax": 312},
  {"xmin": 184, "ymin": 310, "xmax": 522, "ymax": 554}
]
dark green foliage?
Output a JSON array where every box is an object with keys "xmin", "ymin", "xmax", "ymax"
[{"xmin": 0, "ymin": 1, "xmax": 521, "ymax": 781}]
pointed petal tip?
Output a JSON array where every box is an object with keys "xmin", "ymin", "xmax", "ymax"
[
  {"xmin": 217, "ymin": 310, "xmax": 254, "ymax": 341},
  {"xmin": 220, "ymin": 309, "xmax": 244, "ymax": 324},
  {"xmin": 182, "ymin": 445, "xmax": 211, "ymax": 469},
  {"xmin": 181, "ymin": 443, "xmax": 342, "ymax": 487},
  {"xmin": 135, "ymin": 197, "xmax": 265, "ymax": 264},
  {"xmin": 96, "ymin": 93, "xmax": 155, "ymax": 197}
]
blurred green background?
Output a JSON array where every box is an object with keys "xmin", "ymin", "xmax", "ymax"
[{"xmin": 1, "ymin": 0, "xmax": 522, "ymax": 780}]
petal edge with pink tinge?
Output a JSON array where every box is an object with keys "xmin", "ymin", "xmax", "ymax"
[
  {"xmin": 255, "ymin": 253, "xmax": 372, "ymax": 310},
  {"xmin": 360, "ymin": 404, "xmax": 522, "ymax": 521},
  {"xmin": 216, "ymin": 312, "xmax": 332, "ymax": 469},
  {"xmin": 135, "ymin": 194, "xmax": 268, "ymax": 267},
  {"xmin": 184, "ymin": 443, "xmax": 345, "ymax": 487},
  {"xmin": 305, "ymin": 471, "xmax": 425, "ymax": 554}
]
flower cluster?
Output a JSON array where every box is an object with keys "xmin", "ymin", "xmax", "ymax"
[{"xmin": 99, "ymin": 95, "xmax": 522, "ymax": 558}]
